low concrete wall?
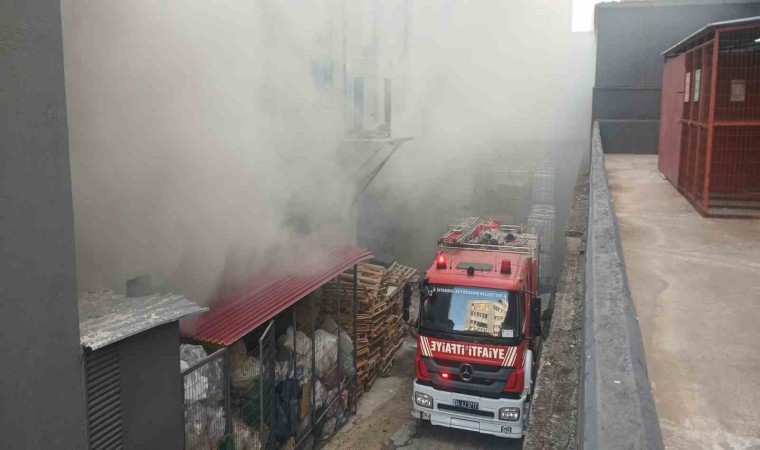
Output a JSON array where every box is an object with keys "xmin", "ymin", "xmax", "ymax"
[
  {"xmin": 582, "ymin": 122, "xmax": 663, "ymax": 449},
  {"xmin": 524, "ymin": 147, "xmax": 588, "ymax": 450},
  {"xmin": 526, "ymin": 122, "xmax": 663, "ymax": 449}
]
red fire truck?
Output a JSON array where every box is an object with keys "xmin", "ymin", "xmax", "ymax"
[{"xmin": 412, "ymin": 217, "xmax": 542, "ymax": 439}]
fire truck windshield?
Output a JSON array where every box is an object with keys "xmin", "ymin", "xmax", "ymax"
[{"xmin": 420, "ymin": 285, "xmax": 519, "ymax": 340}]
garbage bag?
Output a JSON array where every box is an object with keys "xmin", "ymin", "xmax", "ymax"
[
  {"xmin": 320, "ymin": 318, "xmax": 354, "ymax": 356},
  {"xmin": 319, "ymin": 320, "xmax": 355, "ymax": 378},
  {"xmin": 181, "ymin": 344, "xmax": 208, "ymax": 366},
  {"xmin": 335, "ymin": 408, "xmax": 347, "ymax": 427},
  {"xmin": 326, "ymin": 388, "xmax": 339, "ymax": 416},
  {"xmin": 273, "ymin": 379, "xmax": 299, "ymax": 441},
  {"xmin": 185, "ymin": 407, "xmax": 210, "ymax": 450},
  {"xmin": 185, "ymin": 429, "xmax": 211, "ymax": 450},
  {"xmin": 320, "ymin": 418, "xmax": 337, "ymax": 440},
  {"xmin": 233, "ymin": 420, "xmax": 251, "ymax": 450},
  {"xmin": 338, "ymin": 330, "xmax": 354, "ymax": 355},
  {"xmin": 278, "ymin": 327, "xmax": 312, "ymax": 385},
  {"xmin": 184, "ymin": 370, "xmax": 209, "ymax": 403},
  {"xmin": 206, "ymin": 406, "xmax": 226, "ymax": 446},
  {"xmin": 313, "ymin": 330, "xmax": 337, "ymax": 378},
  {"xmin": 278, "ymin": 327, "xmax": 311, "ymax": 357},
  {"xmin": 320, "ymin": 316, "xmax": 340, "ymax": 335},
  {"xmin": 205, "ymin": 356, "xmax": 225, "ymax": 402},
  {"xmin": 313, "ymin": 380, "xmax": 327, "ymax": 411},
  {"xmin": 247, "ymin": 424, "xmax": 268, "ymax": 450},
  {"xmin": 340, "ymin": 388, "xmax": 349, "ymax": 412},
  {"xmin": 320, "ymin": 367, "xmax": 339, "ymax": 390},
  {"xmin": 231, "ymin": 356, "xmax": 260, "ymax": 392},
  {"xmin": 275, "ymin": 359, "xmax": 291, "ymax": 382},
  {"xmin": 239, "ymin": 379, "xmax": 277, "ymax": 429}
]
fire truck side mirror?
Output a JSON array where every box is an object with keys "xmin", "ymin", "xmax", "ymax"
[
  {"xmin": 419, "ymin": 279, "xmax": 429, "ymax": 298},
  {"xmin": 530, "ymin": 297, "xmax": 542, "ymax": 337}
]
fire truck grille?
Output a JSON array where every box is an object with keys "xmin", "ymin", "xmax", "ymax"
[{"xmin": 434, "ymin": 358, "xmax": 504, "ymax": 373}]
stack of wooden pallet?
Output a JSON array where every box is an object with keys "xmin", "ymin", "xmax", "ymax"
[
  {"xmin": 378, "ymin": 263, "xmax": 418, "ymax": 376},
  {"xmin": 321, "ymin": 263, "xmax": 383, "ymax": 393},
  {"xmin": 321, "ymin": 261, "xmax": 418, "ymax": 394}
]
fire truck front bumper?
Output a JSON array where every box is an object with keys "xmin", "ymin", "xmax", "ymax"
[{"xmin": 411, "ymin": 380, "xmax": 526, "ymax": 439}]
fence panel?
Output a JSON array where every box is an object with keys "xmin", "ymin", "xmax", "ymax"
[
  {"xmin": 259, "ymin": 320, "xmax": 277, "ymax": 450},
  {"xmin": 182, "ymin": 348, "xmax": 230, "ymax": 450}
]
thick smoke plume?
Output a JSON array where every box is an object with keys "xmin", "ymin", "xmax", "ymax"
[
  {"xmin": 62, "ymin": 1, "xmax": 356, "ymax": 302},
  {"xmin": 61, "ymin": 0, "xmax": 594, "ymax": 303}
]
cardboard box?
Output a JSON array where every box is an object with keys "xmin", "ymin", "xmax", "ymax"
[{"xmin": 298, "ymin": 382, "xmax": 311, "ymax": 420}]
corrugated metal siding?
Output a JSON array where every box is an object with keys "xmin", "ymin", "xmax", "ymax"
[
  {"xmin": 184, "ymin": 246, "xmax": 372, "ymax": 345},
  {"xmin": 658, "ymin": 54, "xmax": 686, "ymax": 185},
  {"xmin": 85, "ymin": 346, "xmax": 123, "ymax": 450}
]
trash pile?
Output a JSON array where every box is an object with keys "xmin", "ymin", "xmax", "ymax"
[
  {"xmin": 180, "ymin": 262, "xmax": 416, "ymax": 449},
  {"xmin": 283, "ymin": 298, "xmax": 355, "ymax": 448}
]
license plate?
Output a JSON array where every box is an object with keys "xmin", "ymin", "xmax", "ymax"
[{"xmin": 452, "ymin": 399, "xmax": 479, "ymax": 410}]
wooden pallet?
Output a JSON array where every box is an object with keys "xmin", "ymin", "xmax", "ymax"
[{"xmin": 321, "ymin": 262, "xmax": 418, "ymax": 393}]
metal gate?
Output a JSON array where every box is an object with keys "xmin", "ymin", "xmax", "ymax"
[{"xmin": 259, "ymin": 320, "xmax": 276, "ymax": 450}]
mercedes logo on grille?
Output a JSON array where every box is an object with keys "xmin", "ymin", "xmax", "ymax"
[{"xmin": 460, "ymin": 363, "xmax": 474, "ymax": 381}]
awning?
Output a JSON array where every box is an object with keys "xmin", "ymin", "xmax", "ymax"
[{"xmin": 181, "ymin": 246, "xmax": 372, "ymax": 345}]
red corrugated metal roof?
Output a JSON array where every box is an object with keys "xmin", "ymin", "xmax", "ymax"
[{"xmin": 181, "ymin": 246, "xmax": 372, "ymax": 345}]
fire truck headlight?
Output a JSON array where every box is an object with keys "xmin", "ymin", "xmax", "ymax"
[
  {"xmin": 415, "ymin": 392, "xmax": 433, "ymax": 409},
  {"xmin": 499, "ymin": 407, "xmax": 521, "ymax": 422}
]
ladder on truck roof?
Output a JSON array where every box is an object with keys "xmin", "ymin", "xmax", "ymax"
[{"xmin": 438, "ymin": 217, "xmax": 538, "ymax": 256}]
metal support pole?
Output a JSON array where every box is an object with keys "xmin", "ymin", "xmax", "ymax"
[
  {"xmin": 337, "ymin": 275, "xmax": 342, "ymax": 389},
  {"xmin": 223, "ymin": 348, "xmax": 231, "ymax": 442},
  {"xmin": 701, "ymin": 30, "xmax": 721, "ymax": 213},
  {"xmin": 292, "ymin": 307, "xmax": 297, "ymax": 385},
  {"xmin": 258, "ymin": 322, "xmax": 271, "ymax": 446},
  {"xmin": 311, "ymin": 293, "xmax": 317, "ymax": 426},
  {"xmin": 352, "ymin": 264, "xmax": 358, "ymax": 413},
  {"xmin": 260, "ymin": 342, "xmax": 264, "ymax": 442}
]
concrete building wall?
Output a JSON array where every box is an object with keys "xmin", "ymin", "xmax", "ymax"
[
  {"xmin": 119, "ymin": 322, "xmax": 184, "ymax": 450},
  {"xmin": 593, "ymin": 0, "xmax": 760, "ymax": 153},
  {"xmin": 0, "ymin": 1, "xmax": 87, "ymax": 448}
]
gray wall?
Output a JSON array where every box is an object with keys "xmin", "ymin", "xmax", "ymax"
[
  {"xmin": 119, "ymin": 322, "xmax": 184, "ymax": 450},
  {"xmin": 593, "ymin": 0, "xmax": 760, "ymax": 153},
  {"xmin": 582, "ymin": 122, "xmax": 663, "ymax": 449},
  {"xmin": 0, "ymin": 1, "xmax": 87, "ymax": 448}
]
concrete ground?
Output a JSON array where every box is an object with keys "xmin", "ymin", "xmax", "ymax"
[
  {"xmin": 606, "ymin": 155, "xmax": 760, "ymax": 450},
  {"xmin": 324, "ymin": 335, "xmax": 521, "ymax": 450}
]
